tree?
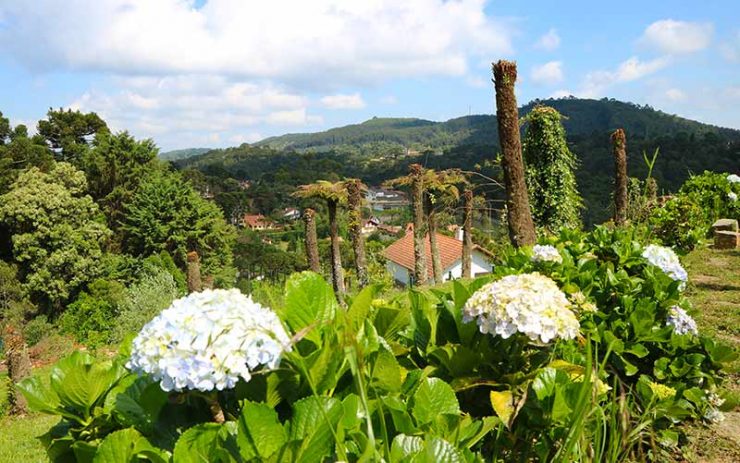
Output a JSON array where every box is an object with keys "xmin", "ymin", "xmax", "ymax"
[
  {"xmin": 345, "ymin": 179, "xmax": 368, "ymax": 288},
  {"xmin": 294, "ymin": 181, "xmax": 347, "ymax": 299},
  {"xmin": 121, "ymin": 171, "xmax": 236, "ymax": 285},
  {"xmin": 611, "ymin": 128, "xmax": 628, "ymax": 226},
  {"xmin": 0, "ymin": 117, "xmax": 54, "ymax": 195},
  {"xmin": 385, "ymin": 164, "xmax": 428, "ymax": 285},
  {"xmin": 522, "ymin": 106, "xmax": 582, "ymax": 231},
  {"xmin": 423, "ymin": 168, "xmax": 466, "ymax": 284},
  {"xmin": 303, "ymin": 208, "xmax": 321, "ymax": 273},
  {"xmin": 0, "ymin": 163, "xmax": 111, "ymax": 310},
  {"xmin": 462, "ymin": 189, "xmax": 473, "ymax": 278},
  {"xmin": 37, "ymin": 108, "xmax": 108, "ymax": 164},
  {"xmin": 492, "ymin": 60, "xmax": 536, "ymax": 247}
]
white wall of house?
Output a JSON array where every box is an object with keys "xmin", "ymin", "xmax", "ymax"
[{"xmin": 386, "ymin": 250, "xmax": 493, "ymax": 286}]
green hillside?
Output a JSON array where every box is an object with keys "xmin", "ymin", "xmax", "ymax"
[{"xmin": 159, "ymin": 147, "xmax": 211, "ymax": 161}]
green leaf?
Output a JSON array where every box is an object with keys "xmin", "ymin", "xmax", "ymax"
[
  {"xmin": 390, "ymin": 434, "xmax": 423, "ymax": 461},
  {"xmin": 93, "ymin": 428, "xmax": 168, "ymax": 463},
  {"xmin": 370, "ymin": 350, "xmax": 403, "ymax": 393},
  {"xmin": 422, "ymin": 437, "xmax": 464, "ymax": 463},
  {"xmin": 16, "ymin": 375, "xmax": 62, "ymax": 415},
  {"xmin": 346, "ymin": 284, "xmax": 381, "ymax": 332},
  {"xmin": 237, "ymin": 401, "xmax": 287, "ymax": 460},
  {"xmin": 283, "ymin": 272, "xmax": 338, "ymax": 346},
  {"xmin": 412, "ymin": 378, "xmax": 460, "ymax": 426},
  {"xmin": 289, "ymin": 396, "xmax": 343, "ymax": 463},
  {"xmin": 173, "ymin": 423, "xmax": 233, "ymax": 463},
  {"xmin": 489, "ymin": 390, "xmax": 515, "ymax": 428}
]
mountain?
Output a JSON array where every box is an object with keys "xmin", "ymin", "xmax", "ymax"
[
  {"xmin": 159, "ymin": 148, "xmax": 211, "ymax": 161},
  {"xmin": 178, "ymin": 98, "xmax": 740, "ymax": 226},
  {"xmin": 256, "ymin": 98, "xmax": 740, "ymax": 153}
]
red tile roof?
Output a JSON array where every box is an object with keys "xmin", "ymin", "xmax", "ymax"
[
  {"xmin": 382, "ymin": 232, "xmax": 458, "ymax": 278},
  {"xmin": 243, "ymin": 214, "xmax": 273, "ymax": 228}
]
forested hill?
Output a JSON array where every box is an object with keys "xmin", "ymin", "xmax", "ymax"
[
  {"xmin": 177, "ymin": 97, "xmax": 740, "ymax": 225},
  {"xmin": 255, "ymin": 98, "xmax": 740, "ymax": 153},
  {"xmin": 159, "ymin": 148, "xmax": 211, "ymax": 161}
]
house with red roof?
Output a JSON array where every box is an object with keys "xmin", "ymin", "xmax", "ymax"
[
  {"xmin": 383, "ymin": 225, "xmax": 493, "ymax": 286},
  {"xmin": 242, "ymin": 214, "xmax": 276, "ymax": 230}
]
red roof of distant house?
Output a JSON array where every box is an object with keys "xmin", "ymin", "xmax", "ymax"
[
  {"xmin": 384, "ymin": 224, "xmax": 492, "ymax": 278},
  {"xmin": 243, "ymin": 214, "xmax": 272, "ymax": 228}
]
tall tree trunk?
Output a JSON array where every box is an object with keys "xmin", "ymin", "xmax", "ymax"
[
  {"xmin": 462, "ymin": 189, "xmax": 473, "ymax": 278},
  {"xmin": 611, "ymin": 128, "xmax": 628, "ymax": 226},
  {"xmin": 426, "ymin": 196, "xmax": 443, "ymax": 284},
  {"xmin": 186, "ymin": 251, "xmax": 202, "ymax": 293},
  {"xmin": 303, "ymin": 208, "xmax": 321, "ymax": 273},
  {"xmin": 3, "ymin": 324, "xmax": 31, "ymax": 415},
  {"xmin": 492, "ymin": 60, "xmax": 536, "ymax": 247},
  {"xmin": 410, "ymin": 164, "xmax": 428, "ymax": 285},
  {"xmin": 327, "ymin": 199, "xmax": 345, "ymax": 299},
  {"xmin": 346, "ymin": 180, "xmax": 368, "ymax": 288}
]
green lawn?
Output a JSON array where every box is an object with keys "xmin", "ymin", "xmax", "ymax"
[{"xmin": 0, "ymin": 413, "xmax": 57, "ymax": 463}]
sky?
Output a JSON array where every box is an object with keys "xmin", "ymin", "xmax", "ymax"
[{"xmin": 0, "ymin": 0, "xmax": 738, "ymax": 151}]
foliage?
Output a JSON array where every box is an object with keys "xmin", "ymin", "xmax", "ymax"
[
  {"xmin": 37, "ymin": 108, "xmax": 108, "ymax": 164},
  {"xmin": 23, "ymin": 315, "xmax": 54, "ymax": 347},
  {"xmin": 522, "ymin": 106, "xmax": 582, "ymax": 230},
  {"xmin": 58, "ymin": 280, "xmax": 125, "ymax": 347},
  {"xmin": 121, "ymin": 170, "xmax": 236, "ymax": 284},
  {"xmin": 0, "ymin": 163, "xmax": 111, "ymax": 309}
]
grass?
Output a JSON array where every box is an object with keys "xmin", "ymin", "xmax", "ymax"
[{"xmin": 682, "ymin": 246, "xmax": 740, "ymax": 462}]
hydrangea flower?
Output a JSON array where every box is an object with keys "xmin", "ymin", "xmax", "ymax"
[
  {"xmin": 642, "ymin": 244, "xmax": 688, "ymax": 290},
  {"xmin": 569, "ymin": 291, "xmax": 598, "ymax": 314},
  {"xmin": 728, "ymin": 174, "xmax": 740, "ymax": 184},
  {"xmin": 704, "ymin": 408, "xmax": 725, "ymax": 424},
  {"xmin": 666, "ymin": 306, "xmax": 698, "ymax": 336},
  {"xmin": 706, "ymin": 391, "xmax": 725, "ymax": 408},
  {"xmin": 729, "ymin": 192, "xmax": 738, "ymax": 202},
  {"xmin": 462, "ymin": 272, "xmax": 580, "ymax": 343},
  {"xmin": 531, "ymin": 244, "xmax": 563, "ymax": 264},
  {"xmin": 127, "ymin": 289, "xmax": 291, "ymax": 392}
]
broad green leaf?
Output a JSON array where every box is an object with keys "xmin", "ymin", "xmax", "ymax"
[
  {"xmin": 283, "ymin": 272, "xmax": 338, "ymax": 346},
  {"xmin": 373, "ymin": 305, "xmax": 410, "ymax": 341},
  {"xmin": 289, "ymin": 396, "xmax": 343, "ymax": 463},
  {"xmin": 422, "ymin": 437, "xmax": 464, "ymax": 463},
  {"xmin": 173, "ymin": 423, "xmax": 231, "ymax": 463},
  {"xmin": 390, "ymin": 434, "xmax": 423, "ymax": 461},
  {"xmin": 304, "ymin": 339, "xmax": 343, "ymax": 393},
  {"xmin": 412, "ymin": 378, "xmax": 460, "ymax": 426},
  {"xmin": 489, "ymin": 391, "xmax": 515, "ymax": 428},
  {"xmin": 17, "ymin": 375, "xmax": 61, "ymax": 415},
  {"xmin": 370, "ymin": 350, "xmax": 403, "ymax": 392},
  {"xmin": 346, "ymin": 284, "xmax": 381, "ymax": 332},
  {"xmin": 93, "ymin": 428, "xmax": 167, "ymax": 463},
  {"xmin": 237, "ymin": 401, "xmax": 287, "ymax": 460}
]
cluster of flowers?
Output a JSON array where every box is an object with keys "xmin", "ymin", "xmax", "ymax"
[
  {"xmin": 648, "ymin": 381, "xmax": 676, "ymax": 400},
  {"xmin": 463, "ymin": 272, "xmax": 580, "ymax": 344},
  {"xmin": 569, "ymin": 291, "xmax": 598, "ymax": 314},
  {"xmin": 666, "ymin": 306, "xmax": 698, "ymax": 336},
  {"xmin": 641, "ymin": 244, "xmax": 688, "ymax": 290},
  {"xmin": 127, "ymin": 289, "xmax": 291, "ymax": 392},
  {"xmin": 704, "ymin": 391, "xmax": 726, "ymax": 424},
  {"xmin": 531, "ymin": 244, "xmax": 563, "ymax": 264},
  {"xmin": 728, "ymin": 173, "xmax": 740, "ymax": 184},
  {"xmin": 729, "ymin": 192, "xmax": 738, "ymax": 202}
]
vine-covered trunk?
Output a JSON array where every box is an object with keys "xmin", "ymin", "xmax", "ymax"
[
  {"xmin": 426, "ymin": 196, "xmax": 443, "ymax": 284},
  {"xmin": 410, "ymin": 164, "xmax": 428, "ymax": 285},
  {"xmin": 462, "ymin": 189, "xmax": 473, "ymax": 278},
  {"xmin": 186, "ymin": 251, "xmax": 202, "ymax": 293},
  {"xmin": 327, "ymin": 199, "xmax": 345, "ymax": 298},
  {"xmin": 346, "ymin": 180, "xmax": 368, "ymax": 288},
  {"xmin": 492, "ymin": 60, "xmax": 536, "ymax": 247},
  {"xmin": 4, "ymin": 324, "xmax": 30, "ymax": 415},
  {"xmin": 611, "ymin": 128, "xmax": 628, "ymax": 226},
  {"xmin": 303, "ymin": 208, "xmax": 321, "ymax": 273}
]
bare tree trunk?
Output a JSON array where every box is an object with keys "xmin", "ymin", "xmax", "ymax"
[
  {"xmin": 4, "ymin": 324, "xmax": 31, "ymax": 415},
  {"xmin": 410, "ymin": 164, "xmax": 428, "ymax": 286},
  {"xmin": 327, "ymin": 199, "xmax": 345, "ymax": 299},
  {"xmin": 346, "ymin": 180, "xmax": 368, "ymax": 288},
  {"xmin": 462, "ymin": 189, "xmax": 473, "ymax": 278},
  {"xmin": 611, "ymin": 128, "xmax": 628, "ymax": 226},
  {"xmin": 303, "ymin": 208, "xmax": 321, "ymax": 273},
  {"xmin": 186, "ymin": 251, "xmax": 202, "ymax": 293},
  {"xmin": 492, "ymin": 60, "xmax": 536, "ymax": 247},
  {"xmin": 426, "ymin": 196, "xmax": 443, "ymax": 284}
]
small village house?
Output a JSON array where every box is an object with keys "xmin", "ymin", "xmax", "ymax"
[{"xmin": 242, "ymin": 214, "xmax": 276, "ymax": 231}]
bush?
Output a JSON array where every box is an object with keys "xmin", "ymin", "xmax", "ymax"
[
  {"xmin": 58, "ymin": 279, "xmax": 124, "ymax": 347},
  {"xmin": 112, "ymin": 267, "xmax": 183, "ymax": 343},
  {"xmin": 23, "ymin": 315, "xmax": 53, "ymax": 346},
  {"xmin": 649, "ymin": 195, "xmax": 706, "ymax": 251}
]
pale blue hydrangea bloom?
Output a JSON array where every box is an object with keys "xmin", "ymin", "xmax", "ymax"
[
  {"xmin": 727, "ymin": 173, "xmax": 740, "ymax": 184},
  {"xmin": 531, "ymin": 244, "xmax": 562, "ymax": 264},
  {"xmin": 642, "ymin": 244, "xmax": 688, "ymax": 290},
  {"xmin": 728, "ymin": 192, "xmax": 738, "ymax": 202},
  {"xmin": 127, "ymin": 288, "xmax": 291, "ymax": 392},
  {"xmin": 666, "ymin": 306, "xmax": 698, "ymax": 336}
]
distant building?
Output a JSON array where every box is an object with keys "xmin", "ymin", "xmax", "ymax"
[
  {"xmin": 365, "ymin": 187, "xmax": 410, "ymax": 211},
  {"xmin": 361, "ymin": 216, "xmax": 381, "ymax": 235},
  {"xmin": 238, "ymin": 180, "xmax": 252, "ymax": 190},
  {"xmin": 283, "ymin": 207, "xmax": 301, "ymax": 221},
  {"xmin": 383, "ymin": 226, "xmax": 493, "ymax": 286},
  {"xmin": 242, "ymin": 214, "xmax": 275, "ymax": 230}
]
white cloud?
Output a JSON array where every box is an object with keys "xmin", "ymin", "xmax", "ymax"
[
  {"xmin": 664, "ymin": 88, "xmax": 686, "ymax": 101},
  {"xmin": 320, "ymin": 93, "xmax": 366, "ymax": 110},
  {"xmin": 0, "ymin": 0, "xmax": 512, "ymax": 87},
  {"xmin": 720, "ymin": 31, "xmax": 740, "ymax": 63},
  {"xmin": 531, "ymin": 61, "xmax": 563, "ymax": 85},
  {"xmin": 580, "ymin": 56, "xmax": 670, "ymax": 97},
  {"xmin": 550, "ymin": 89, "xmax": 573, "ymax": 99},
  {"xmin": 535, "ymin": 28, "xmax": 560, "ymax": 51},
  {"xmin": 380, "ymin": 95, "xmax": 398, "ymax": 105},
  {"xmin": 465, "ymin": 76, "xmax": 488, "ymax": 88},
  {"xmin": 640, "ymin": 20, "xmax": 713, "ymax": 54}
]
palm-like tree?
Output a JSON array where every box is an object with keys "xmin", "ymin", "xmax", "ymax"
[
  {"xmin": 385, "ymin": 164, "xmax": 428, "ymax": 285},
  {"xmin": 293, "ymin": 181, "xmax": 347, "ymax": 298},
  {"xmin": 461, "ymin": 189, "xmax": 473, "ymax": 278},
  {"xmin": 302, "ymin": 208, "xmax": 321, "ymax": 273},
  {"xmin": 344, "ymin": 179, "xmax": 368, "ymax": 288}
]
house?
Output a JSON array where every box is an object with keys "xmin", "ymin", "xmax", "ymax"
[
  {"xmin": 283, "ymin": 207, "xmax": 301, "ymax": 221},
  {"xmin": 383, "ymin": 226, "xmax": 493, "ymax": 286},
  {"xmin": 365, "ymin": 187, "xmax": 410, "ymax": 211},
  {"xmin": 242, "ymin": 214, "xmax": 275, "ymax": 230},
  {"xmin": 361, "ymin": 216, "xmax": 381, "ymax": 235}
]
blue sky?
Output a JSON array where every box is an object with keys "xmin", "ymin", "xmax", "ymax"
[{"xmin": 0, "ymin": 0, "xmax": 738, "ymax": 151}]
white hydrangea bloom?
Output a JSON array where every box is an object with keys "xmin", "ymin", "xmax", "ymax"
[
  {"xmin": 704, "ymin": 408, "xmax": 725, "ymax": 424},
  {"xmin": 642, "ymin": 244, "xmax": 688, "ymax": 290},
  {"xmin": 531, "ymin": 244, "xmax": 563, "ymax": 264},
  {"xmin": 127, "ymin": 289, "xmax": 291, "ymax": 392},
  {"xmin": 666, "ymin": 306, "xmax": 698, "ymax": 336},
  {"xmin": 728, "ymin": 192, "xmax": 738, "ymax": 202},
  {"xmin": 462, "ymin": 272, "xmax": 580, "ymax": 343},
  {"xmin": 706, "ymin": 391, "xmax": 725, "ymax": 408},
  {"xmin": 727, "ymin": 174, "xmax": 740, "ymax": 184}
]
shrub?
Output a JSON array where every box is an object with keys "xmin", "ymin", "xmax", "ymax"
[
  {"xmin": 58, "ymin": 279, "xmax": 124, "ymax": 346},
  {"xmin": 649, "ymin": 195, "xmax": 706, "ymax": 250},
  {"xmin": 23, "ymin": 315, "xmax": 53, "ymax": 346}
]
